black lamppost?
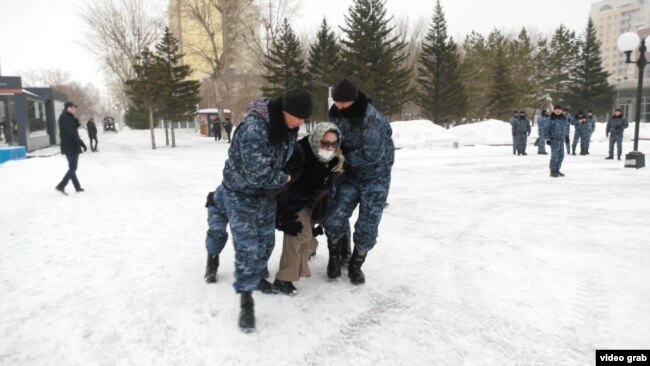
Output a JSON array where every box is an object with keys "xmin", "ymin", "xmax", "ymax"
[{"xmin": 617, "ymin": 32, "xmax": 649, "ymax": 169}]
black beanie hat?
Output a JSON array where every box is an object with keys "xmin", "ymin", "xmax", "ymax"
[
  {"xmin": 332, "ymin": 78, "xmax": 359, "ymax": 102},
  {"xmin": 553, "ymin": 104, "xmax": 563, "ymax": 111},
  {"xmin": 282, "ymin": 88, "xmax": 313, "ymax": 119}
]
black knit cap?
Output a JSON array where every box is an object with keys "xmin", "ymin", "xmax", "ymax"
[
  {"xmin": 553, "ymin": 104, "xmax": 563, "ymax": 111},
  {"xmin": 332, "ymin": 78, "xmax": 359, "ymax": 102},
  {"xmin": 282, "ymin": 88, "xmax": 313, "ymax": 119}
]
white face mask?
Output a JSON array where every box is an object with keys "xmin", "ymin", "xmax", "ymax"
[{"xmin": 318, "ymin": 149, "xmax": 335, "ymax": 162}]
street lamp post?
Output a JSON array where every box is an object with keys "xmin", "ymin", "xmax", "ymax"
[{"xmin": 617, "ymin": 32, "xmax": 649, "ymax": 169}]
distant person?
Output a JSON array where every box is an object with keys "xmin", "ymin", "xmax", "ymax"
[
  {"xmin": 211, "ymin": 116, "xmax": 222, "ymax": 141},
  {"xmin": 508, "ymin": 110, "xmax": 518, "ymax": 155},
  {"xmin": 537, "ymin": 110, "xmax": 549, "ymax": 155},
  {"xmin": 571, "ymin": 111, "xmax": 589, "ymax": 156},
  {"xmin": 563, "ymin": 107, "xmax": 573, "ymax": 154},
  {"xmin": 223, "ymin": 117, "xmax": 233, "ymax": 143},
  {"xmin": 87, "ymin": 117, "xmax": 98, "ymax": 152},
  {"xmin": 512, "ymin": 111, "xmax": 531, "ymax": 156},
  {"xmin": 543, "ymin": 105, "xmax": 570, "ymax": 178},
  {"xmin": 605, "ymin": 108, "xmax": 629, "ymax": 160},
  {"xmin": 55, "ymin": 102, "xmax": 87, "ymax": 195},
  {"xmin": 584, "ymin": 110, "xmax": 596, "ymax": 155}
]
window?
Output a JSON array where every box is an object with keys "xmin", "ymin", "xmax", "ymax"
[
  {"xmin": 0, "ymin": 95, "xmax": 18, "ymax": 145},
  {"xmin": 641, "ymin": 97, "xmax": 650, "ymax": 123},
  {"xmin": 27, "ymin": 99, "xmax": 47, "ymax": 137}
]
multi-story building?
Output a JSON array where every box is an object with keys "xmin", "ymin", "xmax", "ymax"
[
  {"xmin": 591, "ymin": 0, "xmax": 650, "ymax": 83},
  {"xmin": 168, "ymin": 0, "xmax": 263, "ymax": 124},
  {"xmin": 591, "ymin": 0, "xmax": 650, "ymax": 121}
]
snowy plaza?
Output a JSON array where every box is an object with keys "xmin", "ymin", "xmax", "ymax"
[{"xmin": 1, "ymin": 122, "xmax": 649, "ymax": 365}]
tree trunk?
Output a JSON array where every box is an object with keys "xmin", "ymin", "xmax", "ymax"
[
  {"xmin": 148, "ymin": 104, "xmax": 156, "ymax": 150},
  {"xmin": 171, "ymin": 122, "xmax": 176, "ymax": 147},
  {"xmin": 164, "ymin": 120, "xmax": 170, "ymax": 146}
]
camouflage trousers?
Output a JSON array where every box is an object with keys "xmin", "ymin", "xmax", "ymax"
[
  {"xmin": 325, "ymin": 176, "xmax": 390, "ymax": 253},
  {"xmin": 549, "ymin": 140, "xmax": 565, "ymax": 172},
  {"xmin": 206, "ymin": 185, "xmax": 276, "ymax": 292},
  {"xmin": 609, "ymin": 134, "xmax": 624, "ymax": 158},
  {"xmin": 514, "ymin": 134, "xmax": 528, "ymax": 154}
]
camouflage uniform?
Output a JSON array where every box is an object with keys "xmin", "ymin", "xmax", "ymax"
[
  {"xmin": 606, "ymin": 115, "xmax": 629, "ymax": 159},
  {"xmin": 572, "ymin": 117, "xmax": 591, "ymax": 155},
  {"xmin": 325, "ymin": 92, "xmax": 394, "ymax": 253},
  {"xmin": 512, "ymin": 116, "xmax": 531, "ymax": 155},
  {"xmin": 543, "ymin": 113, "xmax": 570, "ymax": 174},
  {"xmin": 537, "ymin": 115, "xmax": 549, "ymax": 154},
  {"xmin": 212, "ymin": 98, "xmax": 295, "ymax": 293},
  {"xmin": 585, "ymin": 116, "xmax": 596, "ymax": 154}
]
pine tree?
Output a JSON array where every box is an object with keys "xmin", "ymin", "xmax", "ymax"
[
  {"xmin": 416, "ymin": 0, "xmax": 466, "ymax": 128},
  {"xmin": 564, "ymin": 18, "xmax": 615, "ymax": 115},
  {"xmin": 547, "ymin": 25, "xmax": 580, "ymax": 105},
  {"xmin": 459, "ymin": 31, "xmax": 491, "ymax": 121},
  {"xmin": 125, "ymin": 49, "xmax": 164, "ymax": 149},
  {"xmin": 155, "ymin": 27, "xmax": 201, "ymax": 147},
  {"xmin": 534, "ymin": 37, "xmax": 554, "ymax": 112},
  {"xmin": 262, "ymin": 18, "xmax": 307, "ymax": 97},
  {"xmin": 510, "ymin": 28, "xmax": 538, "ymax": 111},
  {"xmin": 307, "ymin": 18, "xmax": 341, "ymax": 122},
  {"xmin": 485, "ymin": 30, "xmax": 516, "ymax": 120},
  {"xmin": 340, "ymin": 0, "xmax": 412, "ymax": 117}
]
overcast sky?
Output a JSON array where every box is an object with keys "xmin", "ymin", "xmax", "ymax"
[{"xmin": 0, "ymin": 0, "xmax": 598, "ymax": 93}]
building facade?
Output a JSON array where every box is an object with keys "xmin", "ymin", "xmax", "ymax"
[
  {"xmin": 0, "ymin": 76, "xmax": 68, "ymax": 152},
  {"xmin": 168, "ymin": 0, "xmax": 263, "ymax": 122},
  {"xmin": 591, "ymin": 0, "xmax": 650, "ymax": 83}
]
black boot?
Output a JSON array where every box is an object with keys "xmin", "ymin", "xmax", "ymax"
[
  {"xmin": 273, "ymin": 279, "xmax": 298, "ymax": 296},
  {"xmin": 340, "ymin": 236, "xmax": 351, "ymax": 267},
  {"xmin": 571, "ymin": 146, "xmax": 576, "ymax": 155},
  {"xmin": 605, "ymin": 155, "xmax": 613, "ymax": 160},
  {"xmin": 239, "ymin": 292, "xmax": 255, "ymax": 332},
  {"xmin": 348, "ymin": 247, "xmax": 367, "ymax": 285},
  {"xmin": 617, "ymin": 155, "xmax": 621, "ymax": 161},
  {"xmin": 257, "ymin": 278, "xmax": 278, "ymax": 294},
  {"xmin": 204, "ymin": 254, "xmax": 219, "ymax": 283},
  {"xmin": 550, "ymin": 170, "xmax": 559, "ymax": 178},
  {"xmin": 327, "ymin": 238, "xmax": 342, "ymax": 279}
]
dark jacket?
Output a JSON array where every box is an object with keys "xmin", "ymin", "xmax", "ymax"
[
  {"xmin": 543, "ymin": 113, "xmax": 570, "ymax": 141},
  {"xmin": 87, "ymin": 120, "xmax": 98, "ymax": 137},
  {"xmin": 276, "ymin": 137, "xmax": 341, "ymax": 226},
  {"xmin": 606, "ymin": 116, "xmax": 628, "ymax": 136},
  {"xmin": 58, "ymin": 111, "xmax": 86, "ymax": 154}
]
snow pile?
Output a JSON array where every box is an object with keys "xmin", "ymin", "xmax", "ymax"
[
  {"xmin": 451, "ymin": 119, "xmax": 513, "ymax": 146},
  {"xmin": 391, "ymin": 120, "xmax": 459, "ymax": 149}
]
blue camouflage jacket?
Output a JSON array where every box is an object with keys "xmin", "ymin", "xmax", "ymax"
[
  {"xmin": 222, "ymin": 98, "xmax": 295, "ymax": 195},
  {"xmin": 543, "ymin": 113, "xmax": 570, "ymax": 141},
  {"xmin": 328, "ymin": 92, "xmax": 394, "ymax": 180}
]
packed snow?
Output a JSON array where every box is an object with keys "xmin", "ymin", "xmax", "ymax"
[{"xmin": 1, "ymin": 120, "xmax": 649, "ymax": 365}]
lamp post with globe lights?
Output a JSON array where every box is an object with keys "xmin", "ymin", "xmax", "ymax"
[{"xmin": 617, "ymin": 32, "xmax": 649, "ymax": 169}]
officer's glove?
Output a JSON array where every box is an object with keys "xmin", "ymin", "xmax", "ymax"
[
  {"xmin": 205, "ymin": 191, "xmax": 216, "ymax": 208},
  {"xmin": 312, "ymin": 225, "xmax": 324, "ymax": 237},
  {"xmin": 276, "ymin": 212, "xmax": 303, "ymax": 236}
]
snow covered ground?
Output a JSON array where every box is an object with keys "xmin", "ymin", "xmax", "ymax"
[{"xmin": 1, "ymin": 122, "xmax": 649, "ymax": 365}]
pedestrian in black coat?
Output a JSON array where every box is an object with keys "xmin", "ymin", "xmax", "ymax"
[
  {"xmin": 56, "ymin": 102, "xmax": 87, "ymax": 195},
  {"xmin": 87, "ymin": 117, "xmax": 98, "ymax": 152}
]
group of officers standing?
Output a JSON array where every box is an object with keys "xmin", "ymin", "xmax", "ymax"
[{"xmin": 509, "ymin": 105, "xmax": 629, "ymax": 177}]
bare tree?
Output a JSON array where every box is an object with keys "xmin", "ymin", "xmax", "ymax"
[
  {"xmin": 242, "ymin": 0, "xmax": 302, "ymax": 58},
  {"xmin": 394, "ymin": 15, "xmax": 427, "ymax": 120},
  {"xmin": 79, "ymin": 0, "xmax": 164, "ymax": 114},
  {"xmin": 18, "ymin": 68, "xmax": 101, "ymax": 122}
]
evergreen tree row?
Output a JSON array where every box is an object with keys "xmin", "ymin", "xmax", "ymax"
[{"xmin": 262, "ymin": 0, "xmax": 615, "ymax": 125}]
